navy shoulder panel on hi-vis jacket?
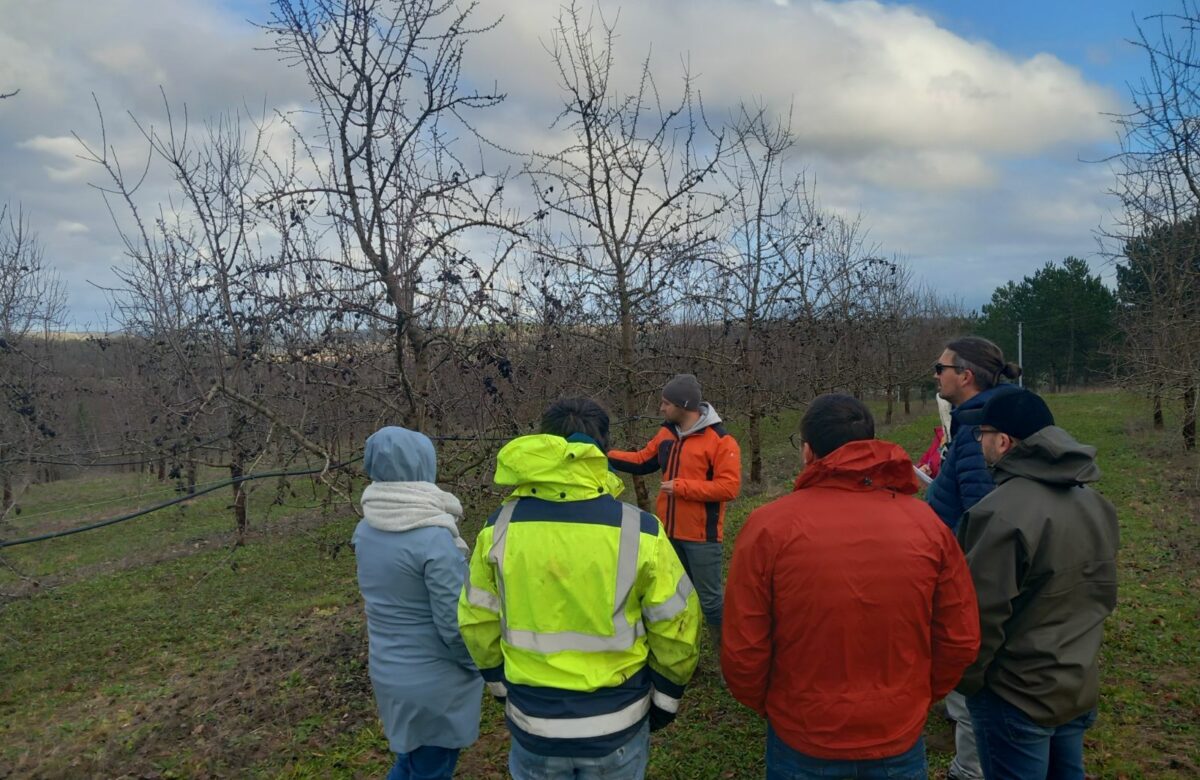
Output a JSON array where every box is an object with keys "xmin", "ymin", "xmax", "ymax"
[
  {"xmin": 608, "ymin": 403, "xmax": 741, "ymax": 543},
  {"xmin": 458, "ymin": 434, "xmax": 702, "ymax": 758}
]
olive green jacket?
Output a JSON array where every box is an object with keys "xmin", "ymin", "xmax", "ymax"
[{"xmin": 956, "ymin": 425, "xmax": 1119, "ymax": 726}]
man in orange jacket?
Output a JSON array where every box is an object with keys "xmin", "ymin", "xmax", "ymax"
[
  {"xmin": 608, "ymin": 374, "xmax": 741, "ymax": 646},
  {"xmin": 722, "ymin": 394, "xmax": 980, "ymax": 777}
]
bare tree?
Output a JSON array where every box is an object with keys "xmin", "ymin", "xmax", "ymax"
[
  {"xmin": 1105, "ymin": 2, "xmax": 1200, "ymax": 448},
  {"xmin": 0, "ymin": 205, "xmax": 66, "ymax": 514},
  {"xmin": 0, "ymin": 206, "xmax": 66, "ymax": 341},
  {"xmin": 702, "ymin": 105, "xmax": 825, "ymax": 481},
  {"xmin": 528, "ymin": 2, "xmax": 727, "ymax": 506},
  {"xmin": 78, "ymin": 99, "xmax": 343, "ymax": 540},
  {"xmin": 261, "ymin": 0, "xmax": 523, "ymax": 435}
]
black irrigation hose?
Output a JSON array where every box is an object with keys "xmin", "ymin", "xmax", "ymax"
[
  {"xmin": 0, "ymin": 457, "xmax": 363, "ymax": 550},
  {"xmin": 0, "ymin": 425, "xmax": 656, "ymax": 550}
]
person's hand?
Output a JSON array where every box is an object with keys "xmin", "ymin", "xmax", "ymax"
[
  {"xmin": 918, "ymin": 464, "xmax": 932, "ymax": 475},
  {"xmin": 660, "ymin": 480, "xmax": 675, "ymax": 495}
]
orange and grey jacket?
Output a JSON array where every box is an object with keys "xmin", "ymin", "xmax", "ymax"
[{"xmin": 607, "ymin": 403, "xmax": 741, "ymax": 543}]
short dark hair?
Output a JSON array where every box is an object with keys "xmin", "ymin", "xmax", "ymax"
[
  {"xmin": 540, "ymin": 397, "xmax": 610, "ymax": 450},
  {"xmin": 800, "ymin": 394, "xmax": 875, "ymax": 458}
]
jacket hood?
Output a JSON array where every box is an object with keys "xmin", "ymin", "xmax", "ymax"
[
  {"xmin": 992, "ymin": 425, "xmax": 1101, "ymax": 486},
  {"xmin": 677, "ymin": 402, "xmax": 722, "ymax": 437},
  {"xmin": 794, "ymin": 439, "xmax": 921, "ymax": 494},
  {"xmin": 494, "ymin": 433, "xmax": 626, "ymax": 501},
  {"xmin": 364, "ymin": 425, "xmax": 437, "ymax": 482}
]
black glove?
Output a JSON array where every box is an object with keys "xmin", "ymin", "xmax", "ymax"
[{"xmin": 649, "ymin": 704, "xmax": 676, "ymax": 733}]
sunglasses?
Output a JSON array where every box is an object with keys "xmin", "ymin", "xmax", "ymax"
[{"xmin": 933, "ymin": 362, "xmax": 966, "ymax": 375}]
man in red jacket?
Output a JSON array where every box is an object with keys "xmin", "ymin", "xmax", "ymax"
[
  {"xmin": 722, "ymin": 394, "xmax": 980, "ymax": 778},
  {"xmin": 608, "ymin": 373, "xmax": 741, "ymax": 648}
]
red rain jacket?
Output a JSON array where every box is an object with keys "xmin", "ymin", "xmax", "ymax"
[
  {"xmin": 721, "ymin": 439, "xmax": 980, "ymax": 760},
  {"xmin": 917, "ymin": 427, "xmax": 946, "ymax": 477}
]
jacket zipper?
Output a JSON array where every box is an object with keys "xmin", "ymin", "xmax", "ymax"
[{"xmin": 666, "ymin": 432, "xmax": 685, "ymax": 537}]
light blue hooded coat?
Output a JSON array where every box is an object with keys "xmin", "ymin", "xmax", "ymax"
[{"xmin": 351, "ymin": 426, "xmax": 482, "ymax": 754}]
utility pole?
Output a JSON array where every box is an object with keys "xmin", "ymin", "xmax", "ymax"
[{"xmin": 1017, "ymin": 321, "xmax": 1024, "ymax": 388}]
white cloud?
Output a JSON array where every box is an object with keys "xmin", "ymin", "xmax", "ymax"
[
  {"xmin": 0, "ymin": 0, "xmax": 1129, "ymax": 324},
  {"xmin": 850, "ymin": 149, "xmax": 998, "ymax": 191},
  {"xmin": 55, "ymin": 220, "xmax": 90, "ymax": 235},
  {"xmin": 18, "ymin": 136, "xmax": 94, "ymax": 182},
  {"xmin": 89, "ymin": 44, "xmax": 168, "ymax": 83},
  {"xmin": 464, "ymin": 0, "xmax": 1119, "ymax": 190}
]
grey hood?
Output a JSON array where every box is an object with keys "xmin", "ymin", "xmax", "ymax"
[
  {"xmin": 677, "ymin": 402, "xmax": 722, "ymax": 438},
  {"xmin": 992, "ymin": 425, "xmax": 1100, "ymax": 487}
]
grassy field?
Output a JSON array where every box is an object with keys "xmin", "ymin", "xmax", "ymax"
[{"xmin": 0, "ymin": 391, "xmax": 1196, "ymax": 778}]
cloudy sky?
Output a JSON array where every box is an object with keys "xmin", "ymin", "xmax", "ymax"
[{"xmin": 0, "ymin": 0, "xmax": 1159, "ymax": 327}]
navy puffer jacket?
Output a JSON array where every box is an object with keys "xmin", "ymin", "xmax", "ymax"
[{"xmin": 926, "ymin": 384, "xmax": 1020, "ymax": 531}]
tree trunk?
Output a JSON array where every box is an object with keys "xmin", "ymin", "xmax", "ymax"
[
  {"xmin": 1184, "ymin": 385, "xmax": 1197, "ymax": 451},
  {"xmin": 2, "ymin": 471, "xmax": 11, "ymax": 513},
  {"xmin": 157, "ymin": 457, "xmax": 166, "ymax": 481},
  {"xmin": 186, "ymin": 458, "xmax": 197, "ymax": 495},
  {"xmin": 885, "ymin": 385, "xmax": 895, "ymax": 425},
  {"xmin": 743, "ymin": 330, "xmax": 763, "ymax": 484},
  {"xmin": 902, "ymin": 383, "xmax": 911, "ymax": 415},
  {"xmin": 408, "ymin": 327, "xmax": 432, "ymax": 432},
  {"xmin": 1153, "ymin": 390, "xmax": 1165, "ymax": 430},
  {"xmin": 231, "ymin": 462, "xmax": 248, "ymax": 542},
  {"xmin": 618, "ymin": 298, "xmax": 651, "ymax": 510},
  {"xmin": 747, "ymin": 392, "xmax": 762, "ymax": 484},
  {"xmin": 230, "ymin": 415, "xmax": 249, "ymax": 541}
]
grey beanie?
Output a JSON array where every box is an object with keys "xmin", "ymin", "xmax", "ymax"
[{"xmin": 662, "ymin": 374, "xmax": 703, "ymax": 410}]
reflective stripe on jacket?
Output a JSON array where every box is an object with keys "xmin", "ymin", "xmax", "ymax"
[
  {"xmin": 607, "ymin": 404, "xmax": 741, "ymax": 542},
  {"xmin": 458, "ymin": 434, "xmax": 701, "ymax": 758}
]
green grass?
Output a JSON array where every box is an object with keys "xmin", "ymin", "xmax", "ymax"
[
  {"xmin": 0, "ymin": 465, "xmax": 350, "ymax": 594},
  {"xmin": 1, "ymin": 391, "xmax": 1196, "ymax": 778}
]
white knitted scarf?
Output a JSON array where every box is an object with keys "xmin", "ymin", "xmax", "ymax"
[{"xmin": 360, "ymin": 481, "xmax": 469, "ymax": 553}]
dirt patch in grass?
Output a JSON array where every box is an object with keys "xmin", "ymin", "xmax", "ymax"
[
  {"xmin": 4, "ymin": 605, "xmax": 375, "ymax": 779},
  {"xmin": 454, "ymin": 717, "xmax": 513, "ymax": 780}
]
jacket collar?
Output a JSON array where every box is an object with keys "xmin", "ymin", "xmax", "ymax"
[
  {"xmin": 793, "ymin": 439, "xmax": 921, "ymax": 494},
  {"xmin": 949, "ymin": 384, "xmax": 1020, "ymax": 435}
]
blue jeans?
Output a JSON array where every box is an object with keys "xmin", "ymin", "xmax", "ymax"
[
  {"xmin": 967, "ymin": 688, "xmax": 1097, "ymax": 780},
  {"xmin": 509, "ymin": 721, "xmax": 650, "ymax": 779},
  {"xmin": 671, "ymin": 539, "xmax": 723, "ymax": 627},
  {"xmin": 386, "ymin": 746, "xmax": 460, "ymax": 780},
  {"xmin": 766, "ymin": 726, "xmax": 927, "ymax": 779}
]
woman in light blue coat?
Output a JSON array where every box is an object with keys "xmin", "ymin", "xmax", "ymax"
[{"xmin": 352, "ymin": 426, "xmax": 482, "ymax": 780}]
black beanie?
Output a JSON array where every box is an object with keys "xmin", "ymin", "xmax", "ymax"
[{"xmin": 662, "ymin": 374, "xmax": 702, "ymax": 410}]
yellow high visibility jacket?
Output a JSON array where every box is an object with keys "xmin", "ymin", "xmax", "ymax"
[{"xmin": 458, "ymin": 433, "xmax": 701, "ymax": 757}]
